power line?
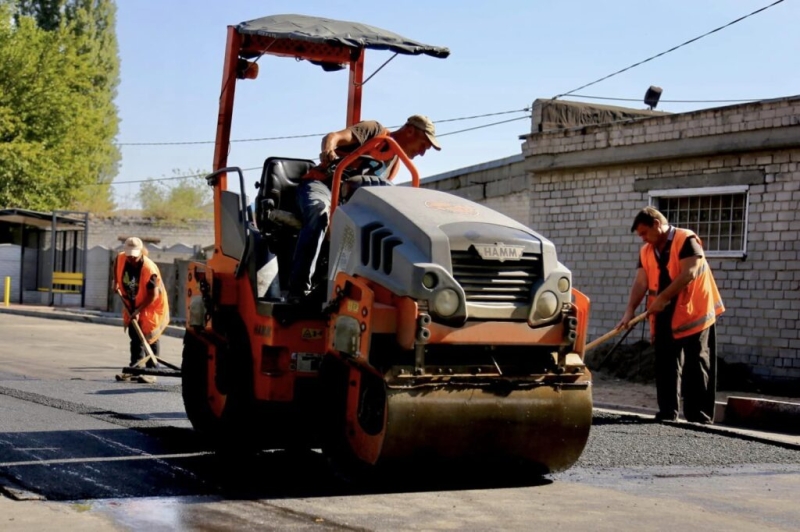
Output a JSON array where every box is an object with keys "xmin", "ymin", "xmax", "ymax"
[
  {"xmin": 552, "ymin": 0, "xmax": 786, "ymax": 100},
  {"xmin": 570, "ymin": 93, "xmax": 764, "ymax": 104},
  {"xmin": 107, "ymin": 167, "xmax": 261, "ymax": 186},
  {"xmin": 118, "ymin": 132, "xmax": 327, "ymax": 147},
  {"xmin": 104, "ymin": 112, "xmax": 531, "ymax": 186},
  {"xmin": 115, "ymin": 108, "xmax": 531, "ymax": 147},
  {"xmin": 438, "ymin": 115, "xmax": 530, "ymax": 137}
]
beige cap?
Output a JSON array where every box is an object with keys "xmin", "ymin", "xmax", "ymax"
[
  {"xmin": 123, "ymin": 237, "xmax": 144, "ymax": 257},
  {"xmin": 405, "ymin": 115, "xmax": 441, "ymax": 150}
]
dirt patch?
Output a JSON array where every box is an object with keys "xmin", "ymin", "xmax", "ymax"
[{"xmin": 585, "ymin": 340, "xmax": 655, "ymax": 384}]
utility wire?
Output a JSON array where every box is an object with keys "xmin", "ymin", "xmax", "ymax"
[
  {"xmin": 104, "ymin": 112, "xmax": 531, "ymax": 186},
  {"xmin": 551, "ymin": 0, "xmax": 785, "ymax": 100},
  {"xmin": 115, "ymin": 108, "xmax": 531, "ymax": 146},
  {"xmin": 108, "ymin": 167, "xmax": 261, "ymax": 186},
  {"xmin": 438, "ymin": 115, "xmax": 530, "ymax": 137}
]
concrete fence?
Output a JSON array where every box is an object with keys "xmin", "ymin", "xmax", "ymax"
[{"xmin": 0, "ymin": 243, "xmax": 198, "ymax": 324}]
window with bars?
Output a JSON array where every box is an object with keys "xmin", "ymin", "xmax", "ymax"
[{"xmin": 649, "ymin": 186, "xmax": 748, "ymax": 257}]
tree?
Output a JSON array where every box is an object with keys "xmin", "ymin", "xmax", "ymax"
[
  {"xmin": 139, "ymin": 171, "xmax": 213, "ymax": 224},
  {"xmin": 0, "ymin": 0, "xmax": 120, "ymax": 213}
]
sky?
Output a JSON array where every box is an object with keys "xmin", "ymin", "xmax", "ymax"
[{"xmin": 111, "ymin": 0, "xmax": 800, "ymax": 209}]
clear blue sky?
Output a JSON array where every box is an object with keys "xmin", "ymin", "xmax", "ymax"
[{"xmin": 112, "ymin": 0, "xmax": 799, "ymax": 209}]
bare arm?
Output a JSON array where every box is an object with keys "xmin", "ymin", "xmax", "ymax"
[
  {"xmin": 616, "ymin": 267, "xmax": 648, "ymax": 329},
  {"xmin": 647, "ymin": 255, "xmax": 703, "ymax": 314},
  {"xmin": 320, "ymin": 128, "xmax": 358, "ymax": 164}
]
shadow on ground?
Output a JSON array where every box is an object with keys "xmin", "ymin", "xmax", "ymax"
[{"xmin": 0, "ymin": 426, "xmax": 552, "ymax": 502}]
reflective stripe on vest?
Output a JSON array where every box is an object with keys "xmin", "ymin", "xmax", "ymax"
[{"xmin": 673, "ymin": 300, "xmax": 726, "ymax": 335}]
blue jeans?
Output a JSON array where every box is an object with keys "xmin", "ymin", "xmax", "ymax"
[{"xmin": 288, "ymin": 179, "xmax": 331, "ymax": 297}]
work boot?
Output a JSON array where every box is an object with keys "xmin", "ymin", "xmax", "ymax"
[
  {"xmin": 115, "ymin": 373, "xmax": 133, "ymax": 382},
  {"xmin": 137, "ymin": 375, "xmax": 157, "ymax": 384}
]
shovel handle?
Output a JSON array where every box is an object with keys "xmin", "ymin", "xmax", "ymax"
[
  {"xmin": 129, "ymin": 319, "xmax": 158, "ymax": 367},
  {"xmin": 116, "ymin": 289, "xmax": 159, "ymax": 368},
  {"xmin": 585, "ymin": 311, "xmax": 648, "ymax": 351}
]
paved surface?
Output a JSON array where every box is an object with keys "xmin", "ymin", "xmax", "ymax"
[
  {"xmin": 2, "ymin": 304, "xmax": 800, "ymax": 531},
  {"xmin": 0, "ymin": 305, "xmax": 800, "ymax": 445}
]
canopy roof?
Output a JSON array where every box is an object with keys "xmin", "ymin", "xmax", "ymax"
[
  {"xmin": 0, "ymin": 208, "xmax": 87, "ymax": 231},
  {"xmin": 236, "ymin": 14, "xmax": 450, "ymax": 58}
]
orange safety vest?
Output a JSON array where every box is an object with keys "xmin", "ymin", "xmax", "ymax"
[
  {"xmin": 114, "ymin": 253, "xmax": 170, "ymax": 344},
  {"xmin": 640, "ymin": 228, "xmax": 725, "ymax": 339}
]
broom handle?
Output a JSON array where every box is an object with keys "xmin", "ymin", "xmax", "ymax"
[{"xmin": 585, "ymin": 311, "xmax": 648, "ymax": 351}]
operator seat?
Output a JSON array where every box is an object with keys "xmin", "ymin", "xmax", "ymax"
[
  {"xmin": 255, "ymin": 157, "xmax": 315, "ymax": 231},
  {"xmin": 254, "ymin": 157, "xmax": 315, "ymax": 293}
]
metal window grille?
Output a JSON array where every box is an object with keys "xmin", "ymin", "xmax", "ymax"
[{"xmin": 656, "ymin": 193, "xmax": 747, "ymax": 253}]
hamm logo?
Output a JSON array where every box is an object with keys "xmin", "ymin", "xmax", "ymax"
[{"xmin": 473, "ymin": 243, "xmax": 525, "ymax": 262}]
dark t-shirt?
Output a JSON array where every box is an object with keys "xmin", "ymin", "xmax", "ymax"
[
  {"xmin": 121, "ymin": 259, "xmax": 157, "ymax": 309},
  {"xmin": 635, "ymin": 231, "xmax": 704, "ymax": 270},
  {"xmin": 310, "ymin": 120, "xmax": 398, "ymax": 181}
]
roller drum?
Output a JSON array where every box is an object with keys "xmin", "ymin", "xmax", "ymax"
[{"xmin": 379, "ymin": 382, "xmax": 592, "ymax": 473}]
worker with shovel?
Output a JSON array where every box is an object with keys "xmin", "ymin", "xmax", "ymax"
[
  {"xmin": 113, "ymin": 237, "xmax": 170, "ymax": 383},
  {"xmin": 616, "ymin": 207, "xmax": 724, "ymax": 424}
]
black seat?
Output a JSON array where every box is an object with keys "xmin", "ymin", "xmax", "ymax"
[
  {"xmin": 254, "ymin": 157, "xmax": 315, "ymax": 297},
  {"xmin": 255, "ymin": 157, "xmax": 315, "ymax": 232}
]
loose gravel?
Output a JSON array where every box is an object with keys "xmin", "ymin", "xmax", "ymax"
[{"xmin": 573, "ymin": 412, "xmax": 800, "ymax": 469}]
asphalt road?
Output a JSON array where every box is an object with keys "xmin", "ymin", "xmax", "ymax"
[{"xmin": 1, "ymin": 313, "xmax": 799, "ymax": 531}]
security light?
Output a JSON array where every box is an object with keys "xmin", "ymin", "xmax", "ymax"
[{"xmin": 644, "ymin": 86, "xmax": 663, "ymax": 110}]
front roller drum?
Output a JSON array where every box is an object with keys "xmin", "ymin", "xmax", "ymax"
[{"xmin": 379, "ymin": 383, "xmax": 592, "ymax": 474}]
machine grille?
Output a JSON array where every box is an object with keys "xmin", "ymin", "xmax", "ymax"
[
  {"xmin": 361, "ymin": 222, "xmax": 401, "ymax": 274},
  {"xmin": 451, "ymin": 250, "xmax": 541, "ymax": 303}
]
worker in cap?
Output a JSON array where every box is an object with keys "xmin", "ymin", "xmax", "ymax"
[
  {"xmin": 113, "ymin": 237, "xmax": 170, "ymax": 383},
  {"xmin": 616, "ymin": 207, "xmax": 724, "ymax": 424},
  {"xmin": 287, "ymin": 115, "xmax": 441, "ymax": 302}
]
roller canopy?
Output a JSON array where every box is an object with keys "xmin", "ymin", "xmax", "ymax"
[{"xmin": 236, "ymin": 14, "xmax": 450, "ymax": 58}]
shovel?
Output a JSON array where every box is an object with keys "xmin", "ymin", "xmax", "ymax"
[
  {"xmin": 585, "ymin": 311, "xmax": 648, "ymax": 352},
  {"xmin": 115, "ymin": 289, "xmax": 181, "ymax": 375}
]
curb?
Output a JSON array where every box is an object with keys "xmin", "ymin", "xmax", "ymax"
[
  {"xmin": 0, "ymin": 306, "xmax": 185, "ymax": 339},
  {"xmin": 724, "ymin": 396, "xmax": 800, "ymax": 435}
]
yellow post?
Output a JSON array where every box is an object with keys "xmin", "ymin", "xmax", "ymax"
[{"xmin": 3, "ymin": 276, "xmax": 9, "ymax": 307}]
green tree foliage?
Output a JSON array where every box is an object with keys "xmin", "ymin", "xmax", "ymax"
[
  {"xmin": 14, "ymin": 0, "xmax": 62, "ymax": 30},
  {"xmin": 139, "ymin": 171, "xmax": 213, "ymax": 224},
  {"xmin": 0, "ymin": 0, "xmax": 120, "ymax": 214}
]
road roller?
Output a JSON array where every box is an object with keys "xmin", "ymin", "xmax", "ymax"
[{"xmin": 182, "ymin": 14, "xmax": 593, "ymax": 477}]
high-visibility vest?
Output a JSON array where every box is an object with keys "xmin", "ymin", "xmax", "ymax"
[
  {"xmin": 640, "ymin": 228, "xmax": 725, "ymax": 339},
  {"xmin": 114, "ymin": 253, "xmax": 170, "ymax": 344}
]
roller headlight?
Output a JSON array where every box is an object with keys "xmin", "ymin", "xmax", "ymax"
[
  {"xmin": 558, "ymin": 276, "xmax": 570, "ymax": 293},
  {"xmin": 535, "ymin": 291, "xmax": 559, "ymax": 320},
  {"xmin": 433, "ymin": 288, "xmax": 459, "ymax": 317},
  {"xmin": 422, "ymin": 272, "xmax": 439, "ymax": 289}
]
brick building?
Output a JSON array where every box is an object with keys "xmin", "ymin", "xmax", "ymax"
[{"xmin": 423, "ymin": 96, "xmax": 800, "ymax": 383}]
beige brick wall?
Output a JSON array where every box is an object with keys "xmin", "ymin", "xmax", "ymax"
[
  {"xmin": 522, "ymin": 98, "xmax": 800, "ymax": 381},
  {"xmin": 87, "ymin": 217, "xmax": 214, "ymax": 249}
]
